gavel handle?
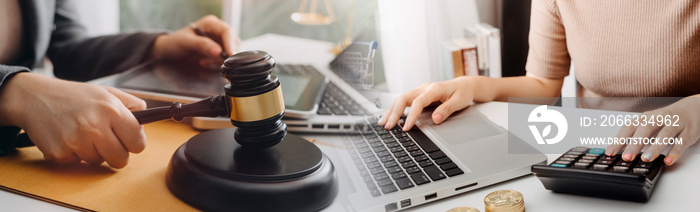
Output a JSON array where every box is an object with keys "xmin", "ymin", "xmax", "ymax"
[
  {"xmin": 8, "ymin": 95, "xmax": 229, "ymax": 150},
  {"xmin": 132, "ymin": 95, "xmax": 229, "ymax": 124}
]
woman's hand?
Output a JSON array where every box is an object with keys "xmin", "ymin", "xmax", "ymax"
[
  {"xmin": 605, "ymin": 96, "xmax": 700, "ymax": 166},
  {"xmin": 149, "ymin": 15, "xmax": 240, "ymax": 70},
  {"xmin": 0, "ymin": 73, "xmax": 147, "ymax": 168},
  {"xmin": 378, "ymin": 77, "xmax": 477, "ymax": 131},
  {"xmin": 378, "ymin": 74, "xmax": 563, "ymax": 132}
]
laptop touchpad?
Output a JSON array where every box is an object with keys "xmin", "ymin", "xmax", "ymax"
[{"xmin": 419, "ymin": 111, "xmax": 504, "ymax": 146}]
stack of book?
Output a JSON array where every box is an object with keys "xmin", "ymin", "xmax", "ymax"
[
  {"xmin": 441, "ymin": 23, "xmax": 502, "ymax": 79},
  {"xmin": 442, "ymin": 38, "xmax": 479, "ymax": 79}
]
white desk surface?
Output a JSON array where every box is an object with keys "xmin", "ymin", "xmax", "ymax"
[
  {"xmin": 311, "ymin": 102, "xmax": 699, "ymax": 212},
  {"xmin": 3, "ymin": 34, "xmax": 697, "ymax": 211},
  {"xmin": 394, "ymin": 103, "xmax": 700, "ymax": 212}
]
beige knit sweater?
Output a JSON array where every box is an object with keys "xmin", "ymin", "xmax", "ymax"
[{"xmin": 525, "ymin": 0, "xmax": 700, "ymax": 97}]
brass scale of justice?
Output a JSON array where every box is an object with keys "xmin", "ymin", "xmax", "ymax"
[{"xmin": 16, "ymin": 51, "xmax": 339, "ymax": 211}]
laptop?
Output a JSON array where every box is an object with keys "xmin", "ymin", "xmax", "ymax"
[{"xmin": 322, "ymin": 104, "xmax": 547, "ymax": 211}]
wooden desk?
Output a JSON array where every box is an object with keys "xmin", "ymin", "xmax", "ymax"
[{"xmin": 0, "ymin": 120, "xmax": 200, "ymax": 211}]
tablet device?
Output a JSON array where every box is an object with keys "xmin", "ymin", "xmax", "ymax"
[{"xmin": 104, "ymin": 61, "xmax": 326, "ymax": 119}]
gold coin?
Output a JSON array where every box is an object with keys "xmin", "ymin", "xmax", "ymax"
[
  {"xmin": 447, "ymin": 206, "xmax": 481, "ymax": 212},
  {"xmin": 484, "ymin": 190, "xmax": 524, "ymax": 212}
]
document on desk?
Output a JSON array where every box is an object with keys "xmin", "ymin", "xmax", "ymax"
[{"xmin": 0, "ymin": 121, "xmax": 200, "ymax": 211}]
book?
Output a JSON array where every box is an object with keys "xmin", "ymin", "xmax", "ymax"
[
  {"xmin": 475, "ymin": 23, "xmax": 502, "ymax": 78},
  {"xmin": 441, "ymin": 38, "xmax": 479, "ymax": 79},
  {"xmin": 465, "ymin": 23, "xmax": 502, "ymax": 78},
  {"xmin": 442, "ymin": 40, "xmax": 464, "ymax": 79}
]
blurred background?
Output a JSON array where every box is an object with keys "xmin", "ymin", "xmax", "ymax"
[
  {"xmin": 72, "ymin": 0, "xmax": 561, "ymax": 96},
  {"xmin": 75, "ymin": 0, "xmax": 500, "ymax": 41}
]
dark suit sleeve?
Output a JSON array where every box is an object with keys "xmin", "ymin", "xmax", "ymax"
[
  {"xmin": 0, "ymin": 65, "xmax": 29, "ymax": 156},
  {"xmin": 47, "ymin": 0, "xmax": 165, "ymax": 82}
]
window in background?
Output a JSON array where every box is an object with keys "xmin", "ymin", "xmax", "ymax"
[
  {"xmin": 119, "ymin": 0, "xmax": 223, "ymax": 31},
  {"xmin": 239, "ymin": 0, "xmax": 377, "ymax": 42},
  {"xmin": 238, "ymin": 0, "xmax": 385, "ymax": 87},
  {"xmin": 117, "ymin": 0, "xmax": 385, "ymax": 88}
]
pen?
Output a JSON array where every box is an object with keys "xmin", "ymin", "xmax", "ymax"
[{"xmin": 190, "ymin": 24, "xmax": 229, "ymax": 60}]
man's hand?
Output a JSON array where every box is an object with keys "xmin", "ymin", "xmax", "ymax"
[
  {"xmin": 149, "ymin": 15, "xmax": 240, "ymax": 69},
  {"xmin": 0, "ymin": 73, "xmax": 147, "ymax": 168},
  {"xmin": 606, "ymin": 96, "xmax": 700, "ymax": 166}
]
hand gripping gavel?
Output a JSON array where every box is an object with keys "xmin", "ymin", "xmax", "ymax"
[
  {"xmin": 8, "ymin": 51, "xmax": 285, "ymax": 153},
  {"xmin": 133, "ymin": 50, "xmax": 287, "ymax": 149}
]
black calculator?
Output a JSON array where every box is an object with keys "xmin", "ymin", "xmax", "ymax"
[{"xmin": 531, "ymin": 146, "xmax": 665, "ymax": 202}]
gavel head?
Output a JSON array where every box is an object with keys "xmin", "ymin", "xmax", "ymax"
[{"xmin": 220, "ymin": 50, "xmax": 287, "ymax": 149}]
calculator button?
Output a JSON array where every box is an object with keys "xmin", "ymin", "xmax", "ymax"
[
  {"xmin": 582, "ymin": 156, "xmax": 598, "ymax": 160},
  {"xmin": 600, "ymin": 155, "xmax": 618, "ymax": 161},
  {"xmin": 596, "ymin": 159, "xmax": 614, "ymax": 165},
  {"xmin": 562, "ymin": 154, "xmax": 580, "ymax": 158},
  {"xmin": 593, "ymin": 164, "xmax": 609, "ymax": 170},
  {"xmin": 559, "ymin": 157, "xmax": 575, "ymax": 161},
  {"xmin": 633, "ymin": 168, "xmax": 649, "ymax": 175},
  {"xmin": 585, "ymin": 153, "xmax": 601, "ymax": 157},
  {"xmin": 578, "ymin": 159, "xmax": 594, "ymax": 163},
  {"xmin": 613, "ymin": 166, "xmax": 630, "ymax": 172},
  {"xmin": 555, "ymin": 161, "xmax": 572, "ymax": 165},
  {"xmin": 615, "ymin": 161, "xmax": 634, "ymax": 167},
  {"xmin": 551, "ymin": 164, "xmax": 568, "ymax": 168},
  {"xmin": 574, "ymin": 162, "xmax": 591, "ymax": 168},
  {"xmin": 635, "ymin": 162, "xmax": 653, "ymax": 168},
  {"xmin": 588, "ymin": 148, "xmax": 605, "ymax": 155},
  {"xmin": 572, "ymin": 147, "xmax": 589, "ymax": 152},
  {"xmin": 567, "ymin": 151, "xmax": 585, "ymax": 155}
]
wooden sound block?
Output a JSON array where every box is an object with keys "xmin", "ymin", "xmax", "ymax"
[{"xmin": 165, "ymin": 128, "xmax": 338, "ymax": 211}]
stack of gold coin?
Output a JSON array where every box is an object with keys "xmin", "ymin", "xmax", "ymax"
[
  {"xmin": 483, "ymin": 190, "xmax": 525, "ymax": 212},
  {"xmin": 447, "ymin": 206, "xmax": 480, "ymax": 212}
]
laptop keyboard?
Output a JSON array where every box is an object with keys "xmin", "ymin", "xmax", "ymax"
[
  {"xmin": 273, "ymin": 64, "xmax": 371, "ymax": 116},
  {"xmin": 345, "ymin": 117, "xmax": 465, "ymax": 197},
  {"xmin": 274, "ymin": 63, "xmax": 322, "ymax": 76},
  {"xmin": 319, "ymin": 83, "xmax": 371, "ymax": 116}
]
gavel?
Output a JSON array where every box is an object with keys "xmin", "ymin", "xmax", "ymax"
[
  {"xmin": 12, "ymin": 51, "xmax": 287, "ymax": 150},
  {"xmin": 132, "ymin": 50, "xmax": 287, "ymax": 149}
]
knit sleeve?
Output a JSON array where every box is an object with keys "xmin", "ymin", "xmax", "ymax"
[{"xmin": 525, "ymin": 0, "xmax": 571, "ymax": 79}]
